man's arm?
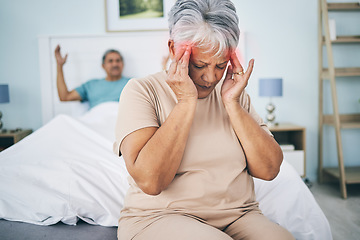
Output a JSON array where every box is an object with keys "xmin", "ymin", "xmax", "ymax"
[{"xmin": 55, "ymin": 45, "xmax": 82, "ymax": 102}]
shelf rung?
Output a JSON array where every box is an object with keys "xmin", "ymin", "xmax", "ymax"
[
  {"xmin": 322, "ymin": 67, "xmax": 360, "ymax": 79},
  {"xmin": 327, "ymin": 3, "xmax": 360, "ymax": 11},
  {"xmin": 323, "ymin": 114, "xmax": 360, "ymax": 128},
  {"xmin": 322, "ymin": 36, "xmax": 360, "ymax": 44},
  {"xmin": 323, "ymin": 167, "xmax": 360, "ymax": 184}
]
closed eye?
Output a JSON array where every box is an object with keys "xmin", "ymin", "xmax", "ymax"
[
  {"xmin": 193, "ymin": 64, "xmax": 205, "ymax": 69},
  {"xmin": 216, "ymin": 65, "xmax": 226, "ymax": 70}
]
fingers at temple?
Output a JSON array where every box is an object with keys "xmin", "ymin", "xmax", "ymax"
[
  {"xmin": 226, "ymin": 65, "xmax": 234, "ymax": 79},
  {"xmin": 179, "ymin": 46, "xmax": 191, "ymax": 76},
  {"xmin": 174, "ymin": 44, "xmax": 187, "ymax": 62},
  {"xmin": 167, "ymin": 45, "xmax": 185, "ymax": 75},
  {"xmin": 230, "ymin": 51, "xmax": 244, "ymax": 73},
  {"xmin": 244, "ymin": 59, "xmax": 255, "ymax": 79},
  {"xmin": 180, "ymin": 46, "xmax": 191, "ymax": 66}
]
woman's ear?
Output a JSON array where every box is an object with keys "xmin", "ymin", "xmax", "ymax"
[{"xmin": 168, "ymin": 40, "xmax": 176, "ymax": 60}]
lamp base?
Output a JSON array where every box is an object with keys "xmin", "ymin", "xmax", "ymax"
[{"xmin": 265, "ymin": 102, "xmax": 277, "ymax": 126}]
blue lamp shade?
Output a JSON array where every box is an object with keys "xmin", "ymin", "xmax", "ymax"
[
  {"xmin": 0, "ymin": 84, "xmax": 10, "ymax": 103},
  {"xmin": 259, "ymin": 78, "xmax": 283, "ymax": 97}
]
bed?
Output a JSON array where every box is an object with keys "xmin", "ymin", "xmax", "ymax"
[
  {"xmin": 0, "ymin": 34, "xmax": 332, "ymax": 239},
  {"xmin": 0, "ymin": 101, "xmax": 332, "ymax": 239}
]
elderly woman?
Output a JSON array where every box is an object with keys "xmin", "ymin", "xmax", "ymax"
[{"xmin": 114, "ymin": 0, "xmax": 294, "ymax": 239}]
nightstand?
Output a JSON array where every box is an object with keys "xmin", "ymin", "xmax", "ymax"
[
  {"xmin": 268, "ymin": 123, "xmax": 306, "ymax": 178},
  {"xmin": 0, "ymin": 129, "xmax": 32, "ymax": 151}
]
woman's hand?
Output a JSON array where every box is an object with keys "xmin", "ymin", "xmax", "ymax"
[
  {"xmin": 221, "ymin": 52, "xmax": 254, "ymax": 105},
  {"xmin": 166, "ymin": 45, "xmax": 198, "ymax": 102}
]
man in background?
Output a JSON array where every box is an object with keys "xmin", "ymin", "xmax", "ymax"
[{"xmin": 54, "ymin": 45, "xmax": 131, "ymax": 109}]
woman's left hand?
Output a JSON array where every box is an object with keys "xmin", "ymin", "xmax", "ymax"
[{"xmin": 221, "ymin": 52, "xmax": 254, "ymax": 105}]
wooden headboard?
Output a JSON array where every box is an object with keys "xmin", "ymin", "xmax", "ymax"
[{"xmin": 38, "ymin": 32, "xmax": 246, "ymax": 125}]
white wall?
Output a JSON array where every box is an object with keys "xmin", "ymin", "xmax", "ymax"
[{"xmin": 0, "ymin": 0, "xmax": 359, "ymax": 181}]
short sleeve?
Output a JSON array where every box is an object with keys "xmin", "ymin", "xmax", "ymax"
[
  {"xmin": 113, "ymin": 79, "xmax": 159, "ymax": 156},
  {"xmin": 240, "ymin": 91, "xmax": 273, "ymax": 137},
  {"xmin": 75, "ymin": 83, "xmax": 88, "ymax": 102}
]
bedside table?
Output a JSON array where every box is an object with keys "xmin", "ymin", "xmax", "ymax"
[
  {"xmin": 0, "ymin": 129, "xmax": 32, "ymax": 151},
  {"xmin": 268, "ymin": 123, "xmax": 306, "ymax": 178}
]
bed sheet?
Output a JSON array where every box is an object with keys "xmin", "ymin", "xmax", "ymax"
[
  {"xmin": 254, "ymin": 163, "xmax": 332, "ymax": 239},
  {"xmin": 0, "ymin": 106, "xmax": 128, "ymax": 226},
  {"xmin": 0, "ymin": 102, "xmax": 332, "ymax": 239}
]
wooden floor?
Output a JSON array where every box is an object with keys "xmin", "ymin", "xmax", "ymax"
[{"xmin": 309, "ymin": 181, "xmax": 360, "ymax": 240}]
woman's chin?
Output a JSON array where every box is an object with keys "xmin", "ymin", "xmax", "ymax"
[{"xmin": 197, "ymin": 89, "xmax": 213, "ymax": 99}]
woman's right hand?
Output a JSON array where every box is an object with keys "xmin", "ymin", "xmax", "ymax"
[{"xmin": 166, "ymin": 45, "xmax": 198, "ymax": 102}]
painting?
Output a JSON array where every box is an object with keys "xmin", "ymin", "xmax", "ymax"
[{"xmin": 105, "ymin": 0, "xmax": 175, "ymax": 31}]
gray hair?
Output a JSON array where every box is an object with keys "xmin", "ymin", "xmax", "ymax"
[
  {"xmin": 168, "ymin": 0, "xmax": 240, "ymax": 57},
  {"xmin": 102, "ymin": 49, "xmax": 123, "ymax": 64}
]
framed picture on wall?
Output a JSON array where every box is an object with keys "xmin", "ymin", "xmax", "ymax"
[{"xmin": 105, "ymin": 0, "xmax": 175, "ymax": 32}]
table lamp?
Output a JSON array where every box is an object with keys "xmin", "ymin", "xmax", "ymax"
[
  {"xmin": 259, "ymin": 78, "xmax": 283, "ymax": 126},
  {"xmin": 0, "ymin": 84, "xmax": 10, "ymax": 129}
]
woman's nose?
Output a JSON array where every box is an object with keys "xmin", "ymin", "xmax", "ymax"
[{"xmin": 202, "ymin": 72, "xmax": 217, "ymax": 86}]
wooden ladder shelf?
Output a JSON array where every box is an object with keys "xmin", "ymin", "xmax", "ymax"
[{"xmin": 318, "ymin": 0, "xmax": 360, "ymax": 199}]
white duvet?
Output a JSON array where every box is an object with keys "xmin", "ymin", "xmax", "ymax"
[{"xmin": 0, "ymin": 102, "xmax": 332, "ymax": 239}]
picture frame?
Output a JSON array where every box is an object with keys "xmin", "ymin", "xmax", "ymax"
[{"xmin": 105, "ymin": 0, "xmax": 175, "ymax": 32}]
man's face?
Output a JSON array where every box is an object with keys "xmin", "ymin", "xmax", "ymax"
[{"xmin": 102, "ymin": 52, "xmax": 124, "ymax": 80}]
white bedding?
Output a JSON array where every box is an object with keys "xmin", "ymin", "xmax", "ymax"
[{"xmin": 0, "ymin": 102, "xmax": 332, "ymax": 239}]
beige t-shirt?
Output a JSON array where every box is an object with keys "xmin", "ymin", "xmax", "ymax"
[{"xmin": 114, "ymin": 71, "xmax": 271, "ymax": 227}]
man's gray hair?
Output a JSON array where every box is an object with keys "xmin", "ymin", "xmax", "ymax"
[
  {"xmin": 168, "ymin": 0, "xmax": 240, "ymax": 57},
  {"xmin": 102, "ymin": 49, "xmax": 123, "ymax": 64}
]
